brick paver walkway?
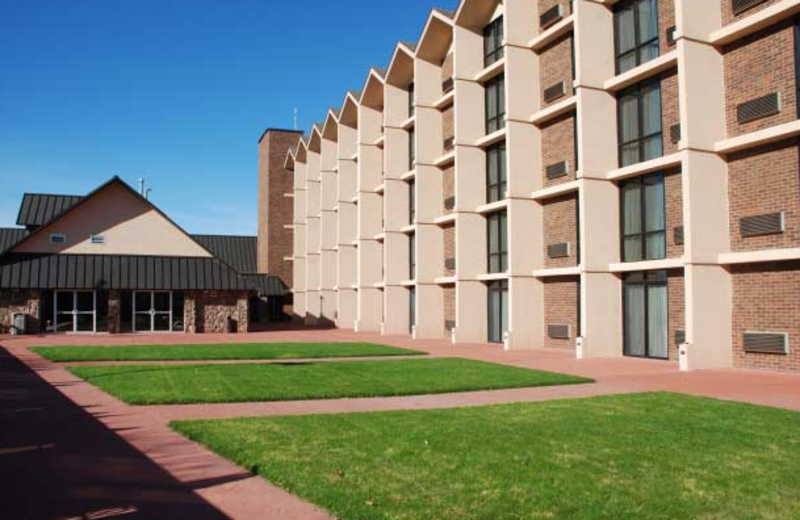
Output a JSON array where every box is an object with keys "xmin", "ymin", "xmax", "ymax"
[{"xmin": 3, "ymin": 329, "xmax": 800, "ymax": 520}]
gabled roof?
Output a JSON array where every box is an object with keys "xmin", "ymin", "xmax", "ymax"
[
  {"xmin": 308, "ymin": 124, "xmax": 323, "ymax": 153},
  {"xmin": 339, "ymin": 90, "xmax": 360, "ymax": 129},
  {"xmin": 455, "ymin": 0, "xmax": 502, "ymax": 31},
  {"xmin": 17, "ymin": 194, "xmax": 83, "ymax": 227},
  {"xmin": 417, "ymin": 7, "xmax": 456, "ymax": 64},
  {"xmin": 322, "ymin": 109, "xmax": 340, "ymax": 141},
  {"xmin": 360, "ymin": 67, "xmax": 386, "ymax": 110},
  {"xmin": 192, "ymin": 234, "xmax": 258, "ymax": 274},
  {"xmin": 386, "ymin": 42, "xmax": 416, "ymax": 87},
  {"xmin": 294, "ymin": 136, "xmax": 308, "ymax": 164},
  {"xmin": 0, "ymin": 228, "xmax": 27, "ymax": 254}
]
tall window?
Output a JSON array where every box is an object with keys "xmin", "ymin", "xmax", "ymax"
[
  {"xmin": 485, "ymin": 75, "xmax": 506, "ymax": 134},
  {"xmin": 408, "ymin": 128, "xmax": 415, "ymax": 171},
  {"xmin": 408, "ymin": 83, "xmax": 415, "ymax": 118},
  {"xmin": 614, "ymin": 0, "xmax": 659, "ymax": 74},
  {"xmin": 409, "ymin": 233, "xmax": 416, "ymax": 280},
  {"xmin": 408, "ymin": 180, "xmax": 416, "ymax": 224},
  {"xmin": 618, "ymin": 79, "xmax": 662, "ymax": 167},
  {"xmin": 409, "ymin": 287, "xmax": 416, "ymax": 333},
  {"xmin": 484, "ymin": 16, "xmax": 504, "ymax": 67},
  {"xmin": 623, "ymin": 270, "xmax": 668, "ymax": 360},
  {"xmin": 620, "ymin": 173, "xmax": 666, "ymax": 262},
  {"xmin": 486, "ymin": 142, "xmax": 507, "ymax": 204},
  {"xmin": 487, "ymin": 280, "xmax": 509, "ymax": 343},
  {"xmin": 487, "ymin": 211, "xmax": 508, "ymax": 273}
]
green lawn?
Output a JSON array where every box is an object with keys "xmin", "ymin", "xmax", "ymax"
[
  {"xmin": 32, "ymin": 342, "xmax": 424, "ymax": 362},
  {"xmin": 68, "ymin": 358, "xmax": 592, "ymax": 405},
  {"xmin": 172, "ymin": 393, "xmax": 800, "ymax": 520}
]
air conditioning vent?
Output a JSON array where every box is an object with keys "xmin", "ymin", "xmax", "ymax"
[
  {"xmin": 674, "ymin": 226, "xmax": 685, "ymax": 246},
  {"xmin": 442, "ymin": 77, "xmax": 454, "ymax": 94},
  {"xmin": 675, "ymin": 328, "xmax": 686, "ymax": 346},
  {"xmin": 445, "ymin": 258, "xmax": 457, "ymax": 270},
  {"xmin": 444, "ymin": 136, "xmax": 455, "ymax": 151},
  {"xmin": 740, "ymin": 212, "xmax": 784, "ymax": 238},
  {"xmin": 737, "ymin": 93, "xmax": 780, "ymax": 124},
  {"xmin": 546, "ymin": 160, "xmax": 569, "ymax": 180},
  {"xmin": 670, "ymin": 124, "xmax": 681, "ymax": 144},
  {"xmin": 444, "ymin": 196, "xmax": 456, "ymax": 211},
  {"xmin": 548, "ymin": 242, "xmax": 571, "ymax": 259},
  {"xmin": 732, "ymin": 0, "xmax": 768, "ymax": 15},
  {"xmin": 743, "ymin": 332, "xmax": 788, "ymax": 355},
  {"xmin": 540, "ymin": 4, "xmax": 563, "ymax": 29},
  {"xmin": 548, "ymin": 323, "xmax": 571, "ymax": 340},
  {"xmin": 666, "ymin": 26, "xmax": 677, "ymax": 46},
  {"xmin": 543, "ymin": 81, "xmax": 567, "ymax": 103}
]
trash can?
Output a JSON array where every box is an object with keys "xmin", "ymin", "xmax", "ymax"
[{"xmin": 11, "ymin": 313, "xmax": 27, "ymax": 336}]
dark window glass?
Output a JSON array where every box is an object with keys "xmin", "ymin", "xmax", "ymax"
[
  {"xmin": 485, "ymin": 74, "xmax": 506, "ymax": 134},
  {"xmin": 487, "ymin": 211, "xmax": 508, "ymax": 273},
  {"xmin": 620, "ymin": 173, "xmax": 666, "ymax": 262},
  {"xmin": 614, "ymin": 0, "xmax": 660, "ymax": 74},
  {"xmin": 486, "ymin": 142, "xmax": 507, "ymax": 204},
  {"xmin": 484, "ymin": 16, "xmax": 504, "ymax": 67},
  {"xmin": 172, "ymin": 291, "xmax": 185, "ymax": 332},
  {"xmin": 409, "ymin": 287, "xmax": 416, "ymax": 332},
  {"xmin": 409, "ymin": 180, "xmax": 416, "ymax": 225},
  {"xmin": 617, "ymin": 79, "xmax": 663, "ymax": 167},
  {"xmin": 487, "ymin": 280, "xmax": 509, "ymax": 343},
  {"xmin": 409, "ymin": 233, "xmax": 416, "ymax": 280},
  {"xmin": 623, "ymin": 270, "xmax": 668, "ymax": 360},
  {"xmin": 408, "ymin": 83, "xmax": 415, "ymax": 118},
  {"xmin": 408, "ymin": 128, "xmax": 415, "ymax": 171}
]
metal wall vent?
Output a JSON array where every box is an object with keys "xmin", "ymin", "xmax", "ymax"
[
  {"xmin": 442, "ymin": 77, "xmax": 454, "ymax": 94},
  {"xmin": 737, "ymin": 93, "xmax": 780, "ymax": 124},
  {"xmin": 732, "ymin": 0, "xmax": 768, "ymax": 15},
  {"xmin": 666, "ymin": 26, "xmax": 677, "ymax": 46},
  {"xmin": 740, "ymin": 212, "xmax": 785, "ymax": 238},
  {"xmin": 445, "ymin": 258, "xmax": 457, "ymax": 270},
  {"xmin": 674, "ymin": 226, "xmax": 685, "ymax": 246},
  {"xmin": 548, "ymin": 242, "xmax": 571, "ymax": 259},
  {"xmin": 546, "ymin": 160, "xmax": 569, "ymax": 180},
  {"xmin": 444, "ymin": 196, "xmax": 456, "ymax": 211},
  {"xmin": 743, "ymin": 332, "xmax": 789, "ymax": 355},
  {"xmin": 548, "ymin": 323, "xmax": 572, "ymax": 340},
  {"xmin": 675, "ymin": 328, "xmax": 686, "ymax": 346},
  {"xmin": 543, "ymin": 81, "xmax": 567, "ymax": 104},
  {"xmin": 670, "ymin": 124, "xmax": 681, "ymax": 144},
  {"xmin": 444, "ymin": 136, "xmax": 455, "ymax": 151},
  {"xmin": 540, "ymin": 4, "xmax": 564, "ymax": 29},
  {"xmin": 445, "ymin": 320, "xmax": 456, "ymax": 331}
]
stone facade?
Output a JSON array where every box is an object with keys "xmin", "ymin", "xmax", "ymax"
[
  {"xmin": 107, "ymin": 290, "xmax": 122, "ymax": 334},
  {"xmin": 185, "ymin": 291, "xmax": 249, "ymax": 334},
  {"xmin": 0, "ymin": 290, "xmax": 41, "ymax": 334}
]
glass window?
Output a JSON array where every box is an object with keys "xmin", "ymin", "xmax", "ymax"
[
  {"xmin": 620, "ymin": 173, "xmax": 666, "ymax": 262},
  {"xmin": 409, "ymin": 180, "xmax": 416, "ymax": 224},
  {"xmin": 484, "ymin": 16, "xmax": 504, "ymax": 67},
  {"xmin": 408, "ymin": 128, "xmax": 415, "ymax": 171},
  {"xmin": 623, "ymin": 270, "xmax": 668, "ymax": 360},
  {"xmin": 487, "ymin": 211, "xmax": 508, "ymax": 274},
  {"xmin": 618, "ymin": 79, "xmax": 663, "ymax": 167},
  {"xmin": 486, "ymin": 142, "xmax": 507, "ymax": 204},
  {"xmin": 409, "ymin": 287, "xmax": 416, "ymax": 332},
  {"xmin": 409, "ymin": 233, "xmax": 416, "ymax": 280},
  {"xmin": 408, "ymin": 83, "xmax": 415, "ymax": 118},
  {"xmin": 614, "ymin": 0, "xmax": 660, "ymax": 74},
  {"xmin": 485, "ymin": 75, "xmax": 506, "ymax": 134},
  {"xmin": 488, "ymin": 280, "xmax": 509, "ymax": 343}
]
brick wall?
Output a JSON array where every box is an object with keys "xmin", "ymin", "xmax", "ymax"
[
  {"xmin": 186, "ymin": 290, "xmax": 249, "ymax": 334},
  {"xmin": 442, "ymin": 51, "xmax": 454, "ymax": 81},
  {"xmin": 543, "ymin": 193, "xmax": 579, "ymax": 268},
  {"xmin": 723, "ymin": 19, "xmax": 797, "ymax": 137},
  {"xmin": 443, "ymin": 105, "xmax": 455, "ymax": 142},
  {"xmin": 443, "ymin": 285, "xmax": 456, "ymax": 327},
  {"xmin": 727, "ymin": 139, "xmax": 800, "ymax": 252},
  {"xmin": 667, "ymin": 269, "xmax": 684, "ymax": 361},
  {"xmin": 731, "ymin": 262, "xmax": 800, "ymax": 372},
  {"xmin": 258, "ymin": 130, "xmax": 302, "ymax": 286},
  {"xmin": 0, "ymin": 290, "xmax": 40, "ymax": 334},
  {"xmin": 443, "ymin": 165, "xmax": 456, "ymax": 214},
  {"xmin": 538, "ymin": 0, "xmax": 573, "ymax": 20},
  {"xmin": 444, "ymin": 224, "xmax": 456, "ymax": 277},
  {"xmin": 661, "ymin": 69, "xmax": 681, "ymax": 157},
  {"xmin": 665, "ymin": 170, "xmax": 684, "ymax": 259},
  {"xmin": 539, "ymin": 33, "xmax": 574, "ymax": 107},
  {"xmin": 541, "ymin": 111, "xmax": 577, "ymax": 187},
  {"xmin": 543, "ymin": 276, "xmax": 579, "ymax": 349},
  {"xmin": 657, "ymin": 0, "xmax": 676, "ymax": 56},
  {"xmin": 722, "ymin": 0, "xmax": 781, "ymax": 26}
]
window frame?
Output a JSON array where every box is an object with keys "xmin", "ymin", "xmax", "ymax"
[
  {"xmin": 485, "ymin": 74, "xmax": 506, "ymax": 134},
  {"xmin": 49, "ymin": 233, "xmax": 67, "ymax": 244},
  {"xmin": 619, "ymin": 172, "xmax": 667, "ymax": 263},
  {"xmin": 483, "ymin": 16, "xmax": 504, "ymax": 67},
  {"xmin": 617, "ymin": 78, "xmax": 663, "ymax": 167},
  {"xmin": 613, "ymin": 0, "xmax": 660, "ymax": 75},
  {"xmin": 486, "ymin": 142, "xmax": 507, "ymax": 204},
  {"xmin": 487, "ymin": 210, "xmax": 508, "ymax": 274}
]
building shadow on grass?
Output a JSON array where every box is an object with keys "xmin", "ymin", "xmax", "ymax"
[{"xmin": 0, "ymin": 347, "xmax": 239, "ymax": 520}]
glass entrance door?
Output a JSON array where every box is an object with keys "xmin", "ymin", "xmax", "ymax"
[
  {"xmin": 54, "ymin": 291, "xmax": 96, "ymax": 333},
  {"xmin": 487, "ymin": 280, "xmax": 509, "ymax": 344},
  {"xmin": 623, "ymin": 271, "xmax": 668, "ymax": 360},
  {"xmin": 133, "ymin": 291, "xmax": 173, "ymax": 333}
]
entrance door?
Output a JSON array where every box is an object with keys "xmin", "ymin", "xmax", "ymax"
[
  {"xmin": 487, "ymin": 280, "xmax": 509, "ymax": 344},
  {"xmin": 623, "ymin": 271, "xmax": 668, "ymax": 359},
  {"xmin": 54, "ymin": 291, "xmax": 96, "ymax": 333},
  {"xmin": 133, "ymin": 291, "xmax": 173, "ymax": 333}
]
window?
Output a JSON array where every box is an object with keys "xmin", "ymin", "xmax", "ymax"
[
  {"xmin": 617, "ymin": 79, "xmax": 663, "ymax": 167},
  {"xmin": 484, "ymin": 16, "xmax": 504, "ymax": 67},
  {"xmin": 620, "ymin": 173, "xmax": 666, "ymax": 262},
  {"xmin": 49, "ymin": 233, "xmax": 66, "ymax": 244},
  {"xmin": 614, "ymin": 0, "xmax": 659, "ymax": 74},
  {"xmin": 485, "ymin": 74, "xmax": 506, "ymax": 134},
  {"xmin": 408, "ymin": 83, "xmax": 415, "ymax": 118},
  {"xmin": 486, "ymin": 142, "xmax": 507, "ymax": 204},
  {"xmin": 409, "ymin": 287, "xmax": 416, "ymax": 333},
  {"xmin": 487, "ymin": 280, "xmax": 509, "ymax": 343},
  {"xmin": 623, "ymin": 270, "xmax": 668, "ymax": 360},
  {"xmin": 487, "ymin": 211, "xmax": 508, "ymax": 273},
  {"xmin": 408, "ymin": 180, "xmax": 416, "ymax": 224},
  {"xmin": 408, "ymin": 128, "xmax": 415, "ymax": 171},
  {"xmin": 409, "ymin": 233, "xmax": 416, "ymax": 280},
  {"xmin": 90, "ymin": 234, "xmax": 105, "ymax": 244}
]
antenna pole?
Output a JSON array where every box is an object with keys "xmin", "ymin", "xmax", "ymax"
[{"xmin": 293, "ymin": 108, "xmax": 298, "ymax": 130}]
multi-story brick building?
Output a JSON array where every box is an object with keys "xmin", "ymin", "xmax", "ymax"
[{"xmin": 285, "ymin": 0, "xmax": 800, "ymax": 373}]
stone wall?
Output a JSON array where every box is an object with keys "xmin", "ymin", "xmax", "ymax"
[
  {"xmin": 0, "ymin": 290, "xmax": 41, "ymax": 334},
  {"xmin": 185, "ymin": 290, "xmax": 249, "ymax": 334}
]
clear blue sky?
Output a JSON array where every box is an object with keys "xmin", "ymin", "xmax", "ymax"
[{"xmin": 0, "ymin": 0, "xmax": 458, "ymax": 235}]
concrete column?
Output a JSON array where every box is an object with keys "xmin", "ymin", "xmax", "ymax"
[{"xmin": 293, "ymin": 159, "xmax": 308, "ymax": 321}]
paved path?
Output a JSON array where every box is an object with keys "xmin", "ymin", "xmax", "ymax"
[{"xmin": 3, "ymin": 329, "xmax": 800, "ymax": 520}]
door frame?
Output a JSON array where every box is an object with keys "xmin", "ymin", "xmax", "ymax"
[
  {"xmin": 53, "ymin": 290, "xmax": 97, "ymax": 334},
  {"xmin": 132, "ymin": 290, "xmax": 173, "ymax": 334},
  {"xmin": 622, "ymin": 270, "xmax": 669, "ymax": 360}
]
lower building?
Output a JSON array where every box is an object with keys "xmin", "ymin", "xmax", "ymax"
[{"xmin": 0, "ymin": 177, "xmax": 288, "ymax": 335}]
